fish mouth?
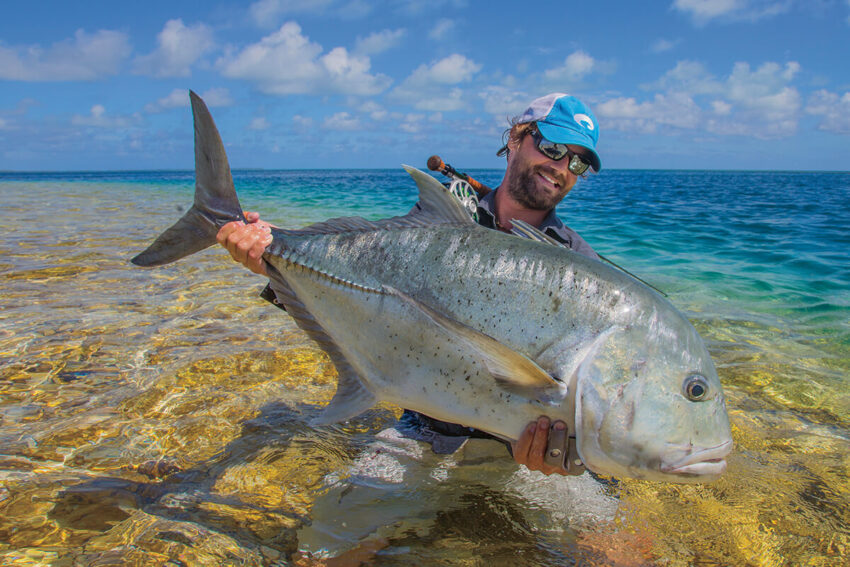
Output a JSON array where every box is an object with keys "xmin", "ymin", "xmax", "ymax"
[{"xmin": 660, "ymin": 440, "xmax": 733, "ymax": 477}]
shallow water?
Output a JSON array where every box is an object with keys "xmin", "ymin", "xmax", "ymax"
[{"xmin": 0, "ymin": 169, "xmax": 848, "ymax": 565}]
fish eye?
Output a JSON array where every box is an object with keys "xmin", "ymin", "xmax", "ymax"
[{"xmin": 683, "ymin": 374, "xmax": 710, "ymax": 401}]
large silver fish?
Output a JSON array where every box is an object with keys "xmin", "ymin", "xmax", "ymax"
[{"xmin": 133, "ymin": 92, "xmax": 733, "ymax": 483}]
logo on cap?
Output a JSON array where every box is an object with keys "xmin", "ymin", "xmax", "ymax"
[{"xmin": 574, "ymin": 113, "xmax": 594, "ymax": 131}]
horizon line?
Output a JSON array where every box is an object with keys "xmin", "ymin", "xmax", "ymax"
[{"xmin": 2, "ymin": 167, "xmax": 849, "ymax": 175}]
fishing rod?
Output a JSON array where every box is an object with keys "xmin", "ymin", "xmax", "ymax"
[
  {"xmin": 426, "ymin": 155, "xmax": 667, "ymax": 297},
  {"xmin": 427, "ymin": 155, "xmax": 492, "ymax": 197}
]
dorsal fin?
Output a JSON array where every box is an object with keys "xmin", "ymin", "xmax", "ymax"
[
  {"xmin": 271, "ymin": 165, "xmax": 477, "ymax": 239},
  {"xmin": 402, "ymin": 165, "xmax": 477, "ymax": 225}
]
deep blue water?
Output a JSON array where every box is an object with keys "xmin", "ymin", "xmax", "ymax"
[{"xmin": 5, "ymin": 167, "xmax": 847, "ymax": 332}]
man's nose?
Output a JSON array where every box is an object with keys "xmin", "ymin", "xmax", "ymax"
[{"xmin": 548, "ymin": 156, "xmax": 576, "ymax": 179}]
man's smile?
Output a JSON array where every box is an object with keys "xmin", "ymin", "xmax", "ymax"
[
  {"xmin": 540, "ymin": 171, "xmax": 558, "ymax": 186},
  {"xmin": 536, "ymin": 168, "xmax": 565, "ymax": 191}
]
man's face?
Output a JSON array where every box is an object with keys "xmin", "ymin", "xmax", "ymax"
[{"xmin": 503, "ymin": 128, "xmax": 591, "ymax": 211}]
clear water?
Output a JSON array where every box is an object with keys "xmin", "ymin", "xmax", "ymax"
[{"xmin": 0, "ymin": 169, "xmax": 847, "ymax": 565}]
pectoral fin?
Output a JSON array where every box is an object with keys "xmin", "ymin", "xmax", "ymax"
[{"xmin": 385, "ymin": 286, "xmax": 565, "ymax": 400}]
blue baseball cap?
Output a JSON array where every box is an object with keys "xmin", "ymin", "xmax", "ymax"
[{"xmin": 514, "ymin": 93, "xmax": 601, "ymax": 172}]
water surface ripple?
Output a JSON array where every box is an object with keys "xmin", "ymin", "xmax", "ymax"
[{"xmin": 0, "ymin": 169, "xmax": 847, "ymax": 565}]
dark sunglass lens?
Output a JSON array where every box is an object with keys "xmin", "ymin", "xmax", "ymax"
[
  {"xmin": 532, "ymin": 129, "xmax": 590, "ymax": 172},
  {"xmin": 568, "ymin": 154, "xmax": 590, "ymax": 175},
  {"xmin": 537, "ymin": 139, "xmax": 568, "ymax": 161}
]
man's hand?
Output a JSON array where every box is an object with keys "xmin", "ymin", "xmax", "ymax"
[
  {"xmin": 216, "ymin": 211, "xmax": 273, "ymax": 275},
  {"xmin": 511, "ymin": 416, "xmax": 570, "ymax": 476}
]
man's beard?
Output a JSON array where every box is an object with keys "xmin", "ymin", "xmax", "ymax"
[{"xmin": 504, "ymin": 163, "xmax": 565, "ymax": 211}]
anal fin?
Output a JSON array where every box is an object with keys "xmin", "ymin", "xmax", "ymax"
[
  {"xmin": 312, "ymin": 373, "xmax": 377, "ymax": 425},
  {"xmin": 265, "ymin": 266, "xmax": 377, "ymax": 424}
]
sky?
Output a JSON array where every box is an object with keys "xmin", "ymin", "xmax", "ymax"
[{"xmin": 1, "ymin": 0, "xmax": 849, "ymax": 172}]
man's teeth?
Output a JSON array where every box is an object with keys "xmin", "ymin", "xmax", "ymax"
[{"xmin": 540, "ymin": 172, "xmax": 557, "ymax": 185}]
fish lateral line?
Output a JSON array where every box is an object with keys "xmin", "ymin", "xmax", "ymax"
[{"xmin": 275, "ymin": 251, "xmax": 383, "ymax": 295}]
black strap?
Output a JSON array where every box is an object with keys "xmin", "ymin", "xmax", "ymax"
[{"xmin": 259, "ymin": 283, "xmax": 287, "ymax": 311}]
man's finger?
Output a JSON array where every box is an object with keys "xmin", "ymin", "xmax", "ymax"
[
  {"xmin": 528, "ymin": 416, "xmax": 550, "ymax": 462},
  {"xmin": 233, "ymin": 230, "xmax": 264, "ymax": 263},
  {"xmin": 216, "ymin": 220, "xmax": 244, "ymax": 245},
  {"xmin": 248, "ymin": 233, "xmax": 273, "ymax": 259},
  {"xmin": 512, "ymin": 422, "xmax": 537, "ymax": 465}
]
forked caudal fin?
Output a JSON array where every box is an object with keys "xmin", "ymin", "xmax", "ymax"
[{"xmin": 131, "ymin": 91, "xmax": 244, "ymax": 267}]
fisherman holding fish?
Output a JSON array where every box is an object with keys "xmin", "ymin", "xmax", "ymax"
[
  {"xmin": 135, "ymin": 90, "xmax": 731, "ymax": 561},
  {"xmin": 218, "ymin": 93, "xmax": 603, "ymax": 477}
]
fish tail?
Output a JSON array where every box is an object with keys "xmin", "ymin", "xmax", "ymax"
[{"xmin": 131, "ymin": 91, "xmax": 244, "ymax": 267}]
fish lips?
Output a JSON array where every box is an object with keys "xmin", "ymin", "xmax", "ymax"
[{"xmin": 660, "ymin": 440, "xmax": 733, "ymax": 478}]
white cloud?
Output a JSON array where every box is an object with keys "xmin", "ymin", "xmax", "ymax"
[
  {"xmin": 133, "ymin": 19, "xmax": 214, "ymax": 78},
  {"xmin": 144, "ymin": 88, "xmax": 232, "ymax": 113},
  {"xmin": 716, "ymin": 61, "xmax": 802, "ymax": 137},
  {"xmin": 201, "ymin": 87, "xmax": 234, "ymax": 107},
  {"xmin": 144, "ymin": 89, "xmax": 187, "ymax": 113},
  {"xmin": 249, "ymin": 117, "xmax": 270, "ymax": 130},
  {"xmin": 293, "ymin": 115, "xmax": 314, "ymax": 130},
  {"xmin": 672, "ymin": 0, "xmax": 793, "ymax": 25},
  {"xmin": 650, "ymin": 38, "xmax": 680, "ymax": 53},
  {"xmin": 323, "ymin": 111, "xmax": 361, "ymax": 130},
  {"xmin": 479, "ymin": 86, "xmax": 531, "ymax": 118},
  {"xmin": 360, "ymin": 101, "xmax": 387, "ymax": 121},
  {"xmin": 249, "ymin": 0, "xmax": 334, "ymax": 26},
  {"xmin": 546, "ymin": 51, "xmax": 594, "ymax": 81},
  {"xmin": 217, "ymin": 22, "xmax": 391, "ymax": 96},
  {"xmin": 711, "ymin": 100, "xmax": 732, "ymax": 115},
  {"xmin": 421, "ymin": 54, "xmax": 482, "ymax": 84},
  {"xmin": 429, "ymin": 19, "xmax": 456, "ymax": 40},
  {"xmin": 596, "ymin": 93, "xmax": 703, "ymax": 134},
  {"xmin": 707, "ymin": 87, "xmax": 801, "ymax": 138},
  {"xmin": 394, "ymin": 0, "xmax": 468, "ymax": 16},
  {"xmin": 389, "ymin": 54, "xmax": 482, "ymax": 111},
  {"xmin": 673, "ymin": 0, "xmax": 739, "ymax": 21},
  {"xmin": 605, "ymin": 59, "xmax": 802, "ymax": 139},
  {"xmin": 0, "ymin": 118, "xmax": 8, "ymax": 130},
  {"xmin": 336, "ymin": 1, "xmax": 374, "ymax": 19},
  {"xmin": 399, "ymin": 113, "xmax": 425, "ymax": 133},
  {"xmin": 644, "ymin": 60, "xmax": 723, "ymax": 95},
  {"xmin": 354, "ymin": 28, "xmax": 405, "ymax": 55},
  {"xmin": 726, "ymin": 61, "xmax": 799, "ymax": 100},
  {"xmin": 542, "ymin": 50, "xmax": 614, "ymax": 87},
  {"xmin": 71, "ymin": 104, "xmax": 140, "ymax": 128},
  {"xmin": 0, "ymin": 29, "xmax": 130, "ymax": 81},
  {"xmin": 805, "ymin": 90, "xmax": 850, "ymax": 134}
]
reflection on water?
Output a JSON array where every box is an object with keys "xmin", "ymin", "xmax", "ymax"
[{"xmin": 1, "ymin": 175, "xmax": 848, "ymax": 565}]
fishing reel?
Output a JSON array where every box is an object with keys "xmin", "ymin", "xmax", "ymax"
[
  {"xmin": 446, "ymin": 178, "xmax": 480, "ymax": 222},
  {"xmin": 428, "ymin": 155, "xmax": 490, "ymax": 223}
]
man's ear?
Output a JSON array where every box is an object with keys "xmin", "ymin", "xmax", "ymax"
[
  {"xmin": 507, "ymin": 126, "xmax": 522, "ymax": 152},
  {"xmin": 505, "ymin": 126, "xmax": 524, "ymax": 161}
]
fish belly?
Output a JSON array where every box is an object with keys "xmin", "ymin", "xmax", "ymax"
[{"xmin": 277, "ymin": 264, "xmax": 547, "ymax": 441}]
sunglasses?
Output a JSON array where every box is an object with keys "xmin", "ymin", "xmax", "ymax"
[{"xmin": 528, "ymin": 127, "xmax": 592, "ymax": 175}]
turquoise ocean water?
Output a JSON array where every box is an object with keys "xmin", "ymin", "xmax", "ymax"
[{"xmin": 1, "ymin": 168, "xmax": 848, "ymax": 564}]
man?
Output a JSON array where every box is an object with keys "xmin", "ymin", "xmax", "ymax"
[{"xmin": 217, "ymin": 93, "xmax": 602, "ymax": 477}]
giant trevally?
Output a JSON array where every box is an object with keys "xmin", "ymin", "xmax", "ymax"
[{"xmin": 133, "ymin": 92, "xmax": 733, "ymax": 483}]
